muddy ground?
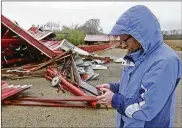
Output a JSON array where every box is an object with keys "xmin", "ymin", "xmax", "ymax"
[{"xmin": 1, "ymin": 48, "xmax": 182, "ymax": 127}]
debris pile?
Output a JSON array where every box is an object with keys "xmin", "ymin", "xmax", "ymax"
[
  {"xmin": 1, "ymin": 53, "xmax": 104, "ymax": 108},
  {"xmin": 1, "ymin": 14, "xmax": 127, "ymax": 109}
]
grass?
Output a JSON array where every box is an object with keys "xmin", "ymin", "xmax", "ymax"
[{"xmin": 164, "ymin": 40, "xmax": 182, "ymax": 51}]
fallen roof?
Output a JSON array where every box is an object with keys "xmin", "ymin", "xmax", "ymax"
[
  {"xmin": 1, "ymin": 14, "xmax": 56, "ymax": 58},
  {"xmin": 84, "ymin": 35, "xmax": 110, "ymax": 42}
]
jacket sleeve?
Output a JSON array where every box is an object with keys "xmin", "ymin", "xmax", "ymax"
[
  {"xmin": 111, "ymin": 57, "xmax": 181, "ymax": 121},
  {"xmin": 108, "ymin": 82, "xmax": 120, "ymax": 93}
]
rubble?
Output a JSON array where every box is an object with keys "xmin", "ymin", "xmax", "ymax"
[
  {"xmin": 1, "ymin": 14, "xmax": 120, "ymax": 109},
  {"xmin": 1, "ymin": 52, "xmax": 103, "ymax": 108}
]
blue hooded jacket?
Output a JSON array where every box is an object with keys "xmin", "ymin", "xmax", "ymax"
[{"xmin": 109, "ymin": 5, "xmax": 182, "ymax": 128}]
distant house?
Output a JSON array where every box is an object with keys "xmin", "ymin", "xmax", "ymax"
[
  {"xmin": 84, "ymin": 35, "xmax": 109, "ymax": 45},
  {"xmin": 80, "ymin": 35, "xmax": 121, "ymax": 52},
  {"xmin": 84, "ymin": 35, "xmax": 120, "ymax": 45},
  {"xmin": 109, "ymin": 36, "xmax": 120, "ymax": 43}
]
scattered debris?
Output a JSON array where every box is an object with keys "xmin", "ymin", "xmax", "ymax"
[
  {"xmin": 2, "ymin": 53, "xmax": 103, "ymax": 109},
  {"xmin": 92, "ymin": 65, "xmax": 108, "ymax": 70},
  {"xmin": 54, "ymin": 39, "xmax": 91, "ymax": 56},
  {"xmin": 1, "ymin": 15, "xmax": 118, "ymax": 109}
]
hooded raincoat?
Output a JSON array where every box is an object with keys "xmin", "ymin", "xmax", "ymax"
[{"xmin": 109, "ymin": 5, "xmax": 182, "ymax": 128}]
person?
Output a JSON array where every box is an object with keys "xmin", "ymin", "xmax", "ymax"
[{"xmin": 96, "ymin": 5, "xmax": 182, "ymax": 128}]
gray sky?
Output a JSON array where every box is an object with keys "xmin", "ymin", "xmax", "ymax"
[{"xmin": 1, "ymin": 1, "xmax": 182, "ymax": 33}]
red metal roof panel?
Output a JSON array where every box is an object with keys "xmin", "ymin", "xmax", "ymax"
[{"xmin": 1, "ymin": 15, "xmax": 56, "ymax": 58}]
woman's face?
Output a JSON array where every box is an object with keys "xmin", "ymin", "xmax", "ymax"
[{"xmin": 119, "ymin": 34, "xmax": 142, "ymax": 53}]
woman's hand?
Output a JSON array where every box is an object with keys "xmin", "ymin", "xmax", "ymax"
[
  {"xmin": 96, "ymin": 88, "xmax": 114, "ymax": 106},
  {"xmin": 96, "ymin": 83, "xmax": 110, "ymax": 90}
]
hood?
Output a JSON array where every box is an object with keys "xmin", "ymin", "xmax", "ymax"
[{"xmin": 109, "ymin": 5, "xmax": 163, "ymax": 56}]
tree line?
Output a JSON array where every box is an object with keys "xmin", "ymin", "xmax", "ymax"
[
  {"xmin": 38, "ymin": 18, "xmax": 104, "ymax": 45},
  {"xmin": 36, "ymin": 19, "xmax": 182, "ymax": 45},
  {"xmin": 162, "ymin": 30, "xmax": 182, "ymax": 40}
]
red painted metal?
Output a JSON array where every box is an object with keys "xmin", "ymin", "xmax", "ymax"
[
  {"xmin": 53, "ymin": 50, "xmax": 64, "ymax": 54},
  {"xmin": 28, "ymin": 26, "xmax": 39, "ymax": 32},
  {"xmin": 2, "ymin": 87, "xmax": 27, "ymax": 100},
  {"xmin": 78, "ymin": 42, "xmax": 120, "ymax": 53},
  {"xmin": 2, "ymin": 39, "xmax": 25, "ymax": 47},
  {"xmin": 2, "ymin": 85, "xmax": 17, "ymax": 93},
  {"xmin": 41, "ymin": 40, "xmax": 62, "ymax": 51},
  {"xmin": 1, "ymin": 82, "xmax": 32, "ymax": 100},
  {"xmin": 3, "ymin": 100, "xmax": 93, "ymax": 108},
  {"xmin": 46, "ymin": 68, "xmax": 100, "ymax": 108},
  {"xmin": 1, "ymin": 81, "xmax": 8, "ymax": 87},
  {"xmin": 44, "ymin": 75, "xmax": 53, "ymax": 81},
  {"xmin": 44, "ymin": 74, "xmax": 71, "ymax": 93},
  {"xmin": 46, "ymin": 70, "xmax": 87, "ymax": 96},
  {"xmin": 3, "ymin": 100, "xmax": 112, "ymax": 109},
  {"xmin": 17, "ymin": 96, "xmax": 97, "ymax": 102},
  {"xmin": 28, "ymin": 26, "xmax": 56, "ymax": 41},
  {"xmin": 1, "ymin": 14, "xmax": 56, "ymax": 58}
]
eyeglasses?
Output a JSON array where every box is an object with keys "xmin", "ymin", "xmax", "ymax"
[{"xmin": 120, "ymin": 35, "xmax": 131, "ymax": 45}]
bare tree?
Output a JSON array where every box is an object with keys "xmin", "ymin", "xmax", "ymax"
[
  {"xmin": 78, "ymin": 18, "xmax": 103, "ymax": 35},
  {"xmin": 39, "ymin": 21, "xmax": 61, "ymax": 32}
]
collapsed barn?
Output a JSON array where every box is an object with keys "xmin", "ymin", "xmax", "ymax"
[{"xmin": 1, "ymin": 15, "xmax": 122, "ymax": 109}]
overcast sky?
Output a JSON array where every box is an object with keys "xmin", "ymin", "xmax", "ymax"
[{"xmin": 2, "ymin": 1, "xmax": 182, "ymax": 33}]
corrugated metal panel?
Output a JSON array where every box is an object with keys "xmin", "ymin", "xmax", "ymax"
[
  {"xmin": 1, "ymin": 81, "xmax": 32, "ymax": 100},
  {"xmin": 28, "ymin": 26, "xmax": 56, "ymax": 40},
  {"xmin": 1, "ymin": 14, "xmax": 56, "ymax": 58},
  {"xmin": 41, "ymin": 40, "xmax": 62, "ymax": 50}
]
